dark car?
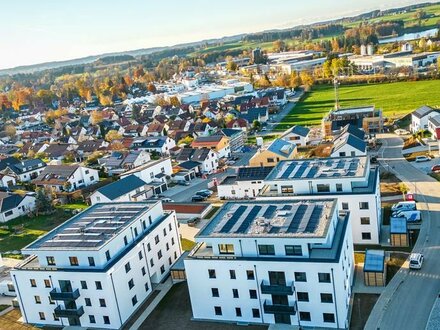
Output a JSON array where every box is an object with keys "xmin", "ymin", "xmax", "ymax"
[
  {"xmin": 196, "ymin": 190, "xmax": 212, "ymax": 197},
  {"xmin": 192, "ymin": 195, "xmax": 206, "ymax": 202},
  {"xmin": 431, "ymin": 164, "xmax": 440, "ymax": 173},
  {"xmin": 370, "ymin": 156, "xmax": 378, "ymax": 164}
]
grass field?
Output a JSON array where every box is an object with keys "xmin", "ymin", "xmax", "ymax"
[{"xmin": 276, "ymin": 80, "xmax": 440, "ymax": 129}]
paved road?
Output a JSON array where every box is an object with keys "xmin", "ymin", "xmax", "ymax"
[{"xmin": 365, "ymin": 134, "xmax": 440, "ymax": 330}]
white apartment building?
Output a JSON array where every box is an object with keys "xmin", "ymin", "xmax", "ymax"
[
  {"xmin": 259, "ymin": 156, "xmax": 381, "ymax": 245},
  {"xmin": 185, "ymin": 199, "xmax": 354, "ymax": 328},
  {"xmin": 11, "ymin": 202, "xmax": 182, "ymax": 329}
]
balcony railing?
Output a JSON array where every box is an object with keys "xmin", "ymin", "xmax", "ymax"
[
  {"xmin": 54, "ymin": 305, "xmax": 84, "ymax": 318},
  {"xmin": 50, "ymin": 288, "xmax": 80, "ymax": 301},
  {"xmin": 263, "ymin": 300, "xmax": 296, "ymax": 315},
  {"xmin": 260, "ymin": 281, "xmax": 294, "ymax": 295}
]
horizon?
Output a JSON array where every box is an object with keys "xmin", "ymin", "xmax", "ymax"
[{"xmin": 1, "ymin": 0, "xmax": 438, "ymax": 71}]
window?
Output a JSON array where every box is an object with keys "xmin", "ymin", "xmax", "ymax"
[
  {"xmin": 249, "ymin": 289, "xmax": 257, "ymax": 299},
  {"xmin": 285, "ymin": 245, "xmax": 302, "ymax": 256},
  {"xmin": 48, "ymin": 296, "xmax": 55, "ymax": 304},
  {"xmin": 124, "ymin": 236, "xmax": 128, "ymax": 245},
  {"xmin": 247, "ymin": 270, "xmax": 255, "ymax": 280},
  {"xmin": 138, "ymin": 251, "xmax": 143, "ymax": 260},
  {"xmin": 105, "ymin": 250, "xmax": 111, "ymax": 261},
  {"xmin": 267, "ymin": 158, "xmax": 275, "ymax": 163},
  {"xmin": 232, "ymin": 289, "xmax": 239, "ymax": 298},
  {"xmin": 128, "ymin": 279, "xmax": 135, "ymax": 290},
  {"xmin": 53, "ymin": 313, "xmax": 59, "ymax": 321},
  {"xmin": 218, "ymin": 244, "xmax": 234, "ymax": 255},
  {"xmin": 85, "ymin": 170, "xmax": 89, "ymax": 174},
  {"xmin": 258, "ymin": 244, "xmax": 275, "ymax": 255},
  {"xmin": 163, "ymin": 228, "xmax": 167, "ymax": 236},
  {"xmin": 252, "ymin": 309, "xmax": 260, "ymax": 318},
  {"xmin": 149, "ymin": 215, "xmax": 152, "ymax": 225},
  {"xmin": 300, "ymin": 311, "xmax": 311, "ymax": 321},
  {"xmin": 171, "ymin": 237, "xmax": 175, "ymax": 245},
  {"xmin": 145, "ymin": 282, "xmax": 149, "ymax": 292},
  {"xmin": 142, "ymin": 220, "xmax": 146, "ymax": 230},
  {"xmin": 281, "ymin": 185, "xmax": 294, "ymax": 194},
  {"xmin": 320, "ymin": 293, "xmax": 333, "ymax": 303},
  {"xmin": 35, "ymin": 295, "xmax": 41, "ymax": 304},
  {"xmin": 134, "ymin": 227, "xmax": 138, "ymax": 237},
  {"xmin": 336, "ymin": 183, "xmax": 343, "ymax": 192},
  {"xmin": 359, "ymin": 202, "xmax": 369, "ymax": 210},
  {"xmin": 44, "ymin": 279, "xmax": 51, "ymax": 288},
  {"xmin": 168, "ymin": 257, "xmax": 172, "ymax": 265},
  {"xmin": 39, "ymin": 312, "xmax": 45, "ymax": 320},
  {"xmin": 85, "ymin": 298, "xmax": 91, "ymax": 306},
  {"xmin": 132, "ymin": 295, "xmax": 138, "ymax": 306},
  {"xmin": 150, "ymin": 259, "xmax": 154, "ymax": 267},
  {"xmin": 125, "ymin": 262, "xmax": 131, "ymax": 273},
  {"xmin": 147, "ymin": 243, "xmax": 151, "ymax": 251},
  {"xmin": 208, "ymin": 269, "xmax": 216, "ymax": 279},
  {"xmin": 169, "ymin": 223, "xmax": 172, "ymax": 231},
  {"xmin": 95, "ymin": 281, "xmax": 102, "ymax": 290},
  {"xmin": 229, "ymin": 270, "xmax": 236, "ymax": 279},
  {"xmin": 4, "ymin": 210, "xmax": 12, "ymax": 217},
  {"xmin": 85, "ymin": 256, "xmax": 95, "ymax": 267},
  {"xmin": 214, "ymin": 306, "xmax": 222, "ymax": 316},
  {"xmin": 81, "ymin": 281, "xmax": 88, "ymax": 290},
  {"xmin": 361, "ymin": 217, "xmax": 370, "ymax": 225},
  {"xmin": 155, "ymin": 235, "xmax": 160, "ymax": 244},
  {"xmin": 297, "ymin": 292, "xmax": 309, "ymax": 302},
  {"xmin": 89, "ymin": 176, "xmax": 94, "ymax": 181},
  {"xmin": 317, "ymin": 184, "xmax": 330, "ymax": 193},
  {"xmin": 46, "ymin": 256, "xmax": 56, "ymax": 266},
  {"xmin": 30, "ymin": 279, "xmax": 36, "ymax": 287},
  {"xmin": 362, "ymin": 232, "xmax": 372, "ymax": 240},
  {"xmin": 69, "ymin": 256, "xmax": 79, "ymax": 266},
  {"xmin": 235, "ymin": 307, "xmax": 242, "ymax": 317},
  {"xmin": 89, "ymin": 315, "xmax": 96, "ymax": 324},
  {"xmin": 211, "ymin": 288, "xmax": 219, "ymax": 297},
  {"xmin": 142, "ymin": 267, "xmax": 146, "ymax": 276},
  {"xmin": 323, "ymin": 313, "xmax": 335, "ymax": 323},
  {"xmin": 295, "ymin": 272, "xmax": 307, "ymax": 282},
  {"xmin": 99, "ymin": 298, "xmax": 106, "ymax": 307},
  {"xmin": 342, "ymin": 202, "xmax": 349, "ymax": 210},
  {"xmin": 318, "ymin": 273, "xmax": 331, "ymax": 283},
  {"xmin": 157, "ymin": 250, "xmax": 163, "ymax": 259},
  {"xmin": 103, "ymin": 316, "xmax": 110, "ymax": 324}
]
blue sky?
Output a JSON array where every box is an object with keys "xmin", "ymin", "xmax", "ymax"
[{"xmin": 0, "ymin": 0, "xmax": 436, "ymax": 69}]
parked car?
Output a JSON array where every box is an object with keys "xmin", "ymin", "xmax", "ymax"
[
  {"xmin": 370, "ymin": 156, "xmax": 378, "ymax": 164},
  {"xmin": 395, "ymin": 129, "xmax": 410, "ymax": 135},
  {"xmin": 391, "ymin": 201, "xmax": 416, "ymax": 212},
  {"xmin": 415, "ymin": 155, "xmax": 431, "ymax": 162},
  {"xmin": 196, "ymin": 189, "xmax": 212, "ymax": 197},
  {"xmin": 160, "ymin": 197, "xmax": 174, "ymax": 203},
  {"xmin": 431, "ymin": 164, "xmax": 440, "ymax": 173},
  {"xmin": 226, "ymin": 160, "xmax": 236, "ymax": 165},
  {"xmin": 176, "ymin": 180, "xmax": 190, "ymax": 186},
  {"xmin": 191, "ymin": 195, "xmax": 206, "ymax": 202},
  {"xmin": 409, "ymin": 253, "xmax": 424, "ymax": 270}
]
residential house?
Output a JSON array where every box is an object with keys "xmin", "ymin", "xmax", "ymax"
[
  {"xmin": 0, "ymin": 173, "xmax": 16, "ymax": 188},
  {"xmin": 191, "ymin": 135, "xmax": 230, "ymax": 158},
  {"xmin": 331, "ymin": 132, "xmax": 367, "ymax": 157},
  {"xmin": 146, "ymin": 123, "xmax": 165, "ymax": 137},
  {"xmin": 43, "ymin": 143, "xmax": 74, "ymax": 161},
  {"xmin": 131, "ymin": 136, "xmax": 176, "ymax": 156},
  {"xmin": 226, "ymin": 118, "xmax": 249, "ymax": 131},
  {"xmin": 76, "ymin": 140, "xmax": 108, "ymax": 160},
  {"xmin": 0, "ymin": 192, "xmax": 36, "ymax": 223},
  {"xmin": 33, "ymin": 165, "xmax": 99, "ymax": 192},
  {"xmin": 98, "ymin": 150, "xmax": 151, "ymax": 175},
  {"xmin": 3, "ymin": 159, "xmax": 47, "ymax": 182},
  {"xmin": 90, "ymin": 175, "xmax": 153, "ymax": 205},
  {"xmin": 428, "ymin": 115, "xmax": 440, "ymax": 137},
  {"xmin": 176, "ymin": 148, "xmax": 219, "ymax": 174},
  {"xmin": 411, "ymin": 105, "xmax": 440, "ymax": 133},
  {"xmin": 217, "ymin": 128, "xmax": 246, "ymax": 153},
  {"xmin": 249, "ymin": 138, "xmax": 297, "ymax": 167},
  {"xmin": 280, "ymin": 125, "xmax": 310, "ymax": 146}
]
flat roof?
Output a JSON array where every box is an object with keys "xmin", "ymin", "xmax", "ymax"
[
  {"xmin": 266, "ymin": 156, "xmax": 367, "ymax": 181},
  {"xmin": 331, "ymin": 106, "xmax": 376, "ymax": 115},
  {"xmin": 25, "ymin": 202, "xmax": 156, "ymax": 250},
  {"xmin": 198, "ymin": 200, "xmax": 336, "ymax": 238},
  {"xmin": 390, "ymin": 217, "xmax": 407, "ymax": 234},
  {"xmin": 364, "ymin": 249, "xmax": 385, "ymax": 272}
]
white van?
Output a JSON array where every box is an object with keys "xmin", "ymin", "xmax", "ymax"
[
  {"xmin": 393, "ymin": 210, "xmax": 421, "ymax": 222},
  {"xmin": 391, "ymin": 201, "xmax": 416, "ymax": 212},
  {"xmin": 409, "ymin": 253, "xmax": 424, "ymax": 270}
]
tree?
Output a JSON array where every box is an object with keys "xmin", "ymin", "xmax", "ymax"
[
  {"xmin": 90, "ymin": 110, "xmax": 104, "ymax": 125},
  {"xmin": 4, "ymin": 125, "xmax": 16, "ymax": 138},
  {"xmin": 256, "ymin": 75, "xmax": 272, "ymax": 88},
  {"xmin": 177, "ymin": 136, "xmax": 194, "ymax": 145},
  {"xmin": 110, "ymin": 141, "xmax": 126, "ymax": 151},
  {"xmin": 105, "ymin": 130, "xmax": 122, "ymax": 142},
  {"xmin": 273, "ymin": 74, "xmax": 290, "ymax": 87},
  {"xmin": 252, "ymin": 120, "xmax": 262, "ymax": 131},
  {"xmin": 272, "ymin": 40, "xmax": 286, "ymax": 52},
  {"xmin": 147, "ymin": 83, "xmax": 157, "ymax": 93},
  {"xmin": 63, "ymin": 181, "xmax": 72, "ymax": 192},
  {"xmin": 226, "ymin": 60, "xmax": 238, "ymax": 71},
  {"xmin": 290, "ymin": 72, "xmax": 302, "ymax": 89},
  {"xmin": 35, "ymin": 188, "xmax": 53, "ymax": 214},
  {"xmin": 169, "ymin": 96, "xmax": 181, "ymax": 107},
  {"xmin": 299, "ymin": 71, "xmax": 314, "ymax": 91}
]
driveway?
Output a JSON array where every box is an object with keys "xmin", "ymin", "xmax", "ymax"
[{"xmin": 365, "ymin": 134, "xmax": 440, "ymax": 330}]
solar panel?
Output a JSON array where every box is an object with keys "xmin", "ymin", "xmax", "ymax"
[
  {"xmin": 235, "ymin": 205, "xmax": 263, "ymax": 233},
  {"xmin": 336, "ymin": 161, "xmax": 345, "ymax": 169},
  {"xmin": 219, "ymin": 206, "xmax": 247, "ymax": 233},
  {"xmin": 263, "ymin": 205, "xmax": 277, "ymax": 218},
  {"xmin": 269, "ymin": 226, "xmax": 281, "ymax": 233},
  {"xmin": 282, "ymin": 205, "xmax": 292, "ymax": 211},
  {"xmin": 293, "ymin": 164, "xmax": 308, "ymax": 178},
  {"xmin": 348, "ymin": 163, "xmax": 357, "ymax": 171},
  {"xmin": 325, "ymin": 160, "xmax": 333, "ymax": 166},
  {"xmin": 280, "ymin": 163, "xmax": 297, "ymax": 179},
  {"xmin": 306, "ymin": 166, "xmax": 319, "ymax": 178},
  {"xmin": 286, "ymin": 204, "xmax": 307, "ymax": 233},
  {"xmin": 304, "ymin": 205, "xmax": 323, "ymax": 233},
  {"xmin": 346, "ymin": 171, "xmax": 356, "ymax": 176}
]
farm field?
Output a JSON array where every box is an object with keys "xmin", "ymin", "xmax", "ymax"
[{"xmin": 276, "ymin": 79, "xmax": 440, "ymax": 129}]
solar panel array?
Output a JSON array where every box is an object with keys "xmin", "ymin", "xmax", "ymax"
[
  {"xmin": 274, "ymin": 157, "xmax": 364, "ymax": 180},
  {"xmin": 213, "ymin": 201, "xmax": 331, "ymax": 237},
  {"xmin": 364, "ymin": 250, "xmax": 385, "ymax": 272},
  {"xmin": 237, "ymin": 166, "xmax": 275, "ymax": 181},
  {"xmin": 39, "ymin": 204, "xmax": 149, "ymax": 248}
]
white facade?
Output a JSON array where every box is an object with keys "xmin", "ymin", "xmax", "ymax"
[
  {"xmin": 218, "ymin": 177, "xmax": 265, "ymax": 199},
  {"xmin": 411, "ymin": 110, "xmax": 440, "ymax": 133},
  {"xmin": 185, "ymin": 200, "xmax": 354, "ymax": 328},
  {"xmin": 69, "ymin": 167, "xmax": 99, "ymax": 191},
  {"xmin": 11, "ymin": 202, "xmax": 182, "ymax": 329},
  {"xmin": 121, "ymin": 158, "xmax": 173, "ymax": 184},
  {"xmin": 0, "ymin": 194, "xmax": 36, "ymax": 223},
  {"xmin": 0, "ymin": 174, "xmax": 16, "ymax": 188}
]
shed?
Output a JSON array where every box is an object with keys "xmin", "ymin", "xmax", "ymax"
[
  {"xmin": 364, "ymin": 250, "xmax": 386, "ymax": 286},
  {"xmin": 390, "ymin": 217, "xmax": 408, "ymax": 247}
]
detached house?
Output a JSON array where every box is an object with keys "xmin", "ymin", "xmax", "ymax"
[
  {"xmin": 176, "ymin": 147, "xmax": 219, "ymax": 174},
  {"xmin": 280, "ymin": 125, "xmax": 310, "ymax": 146},
  {"xmin": 98, "ymin": 150, "xmax": 151, "ymax": 175},
  {"xmin": 33, "ymin": 165, "xmax": 99, "ymax": 192},
  {"xmin": 331, "ymin": 132, "xmax": 367, "ymax": 157},
  {"xmin": 249, "ymin": 138, "xmax": 297, "ymax": 167},
  {"xmin": 191, "ymin": 135, "xmax": 230, "ymax": 158},
  {"xmin": 216, "ymin": 128, "xmax": 246, "ymax": 153},
  {"xmin": 411, "ymin": 105, "xmax": 440, "ymax": 133},
  {"xmin": 3, "ymin": 159, "xmax": 47, "ymax": 182},
  {"xmin": 131, "ymin": 136, "xmax": 176, "ymax": 155},
  {"xmin": 0, "ymin": 192, "xmax": 36, "ymax": 223}
]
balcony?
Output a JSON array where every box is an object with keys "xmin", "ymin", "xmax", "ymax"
[
  {"xmin": 54, "ymin": 305, "xmax": 84, "ymax": 318},
  {"xmin": 50, "ymin": 288, "xmax": 80, "ymax": 301},
  {"xmin": 263, "ymin": 301, "xmax": 296, "ymax": 315},
  {"xmin": 260, "ymin": 281, "xmax": 294, "ymax": 295}
]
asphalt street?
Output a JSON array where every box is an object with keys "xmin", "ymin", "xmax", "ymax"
[{"xmin": 365, "ymin": 134, "xmax": 440, "ymax": 330}]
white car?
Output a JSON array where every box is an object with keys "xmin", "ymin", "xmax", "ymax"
[
  {"xmin": 409, "ymin": 253, "xmax": 424, "ymax": 270},
  {"xmin": 415, "ymin": 155, "xmax": 431, "ymax": 162},
  {"xmin": 395, "ymin": 129, "xmax": 410, "ymax": 135}
]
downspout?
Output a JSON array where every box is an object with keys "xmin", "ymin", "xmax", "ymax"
[
  {"xmin": 110, "ymin": 273, "xmax": 123, "ymax": 327},
  {"xmin": 254, "ymin": 265, "xmax": 265, "ymax": 324},
  {"xmin": 12, "ymin": 274, "xmax": 28, "ymax": 323},
  {"xmin": 331, "ymin": 268, "xmax": 340, "ymax": 329}
]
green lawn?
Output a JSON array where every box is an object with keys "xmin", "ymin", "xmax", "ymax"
[
  {"xmin": 0, "ymin": 209, "xmax": 72, "ymax": 253},
  {"xmin": 276, "ymin": 80, "xmax": 440, "ymax": 129}
]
